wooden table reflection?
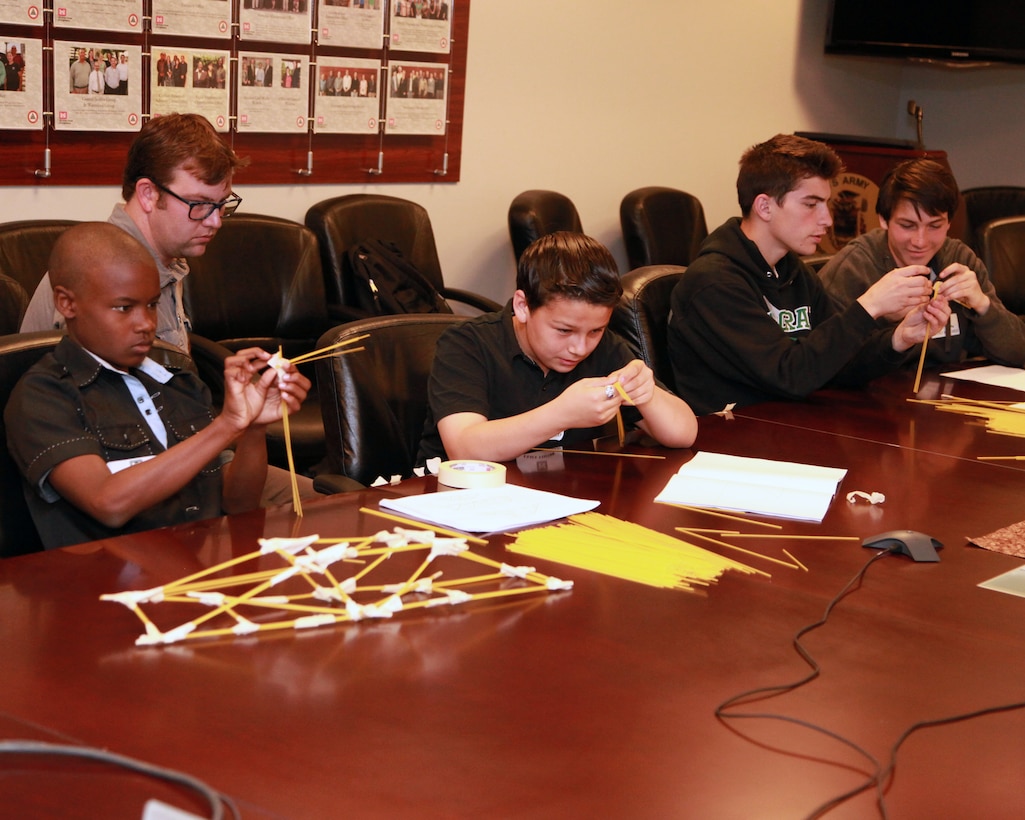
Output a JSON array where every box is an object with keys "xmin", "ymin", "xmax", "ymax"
[{"xmin": 1, "ymin": 367, "xmax": 1024, "ymax": 819}]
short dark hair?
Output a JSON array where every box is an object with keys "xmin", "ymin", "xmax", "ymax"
[
  {"xmin": 737, "ymin": 134, "xmax": 843, "ymax": 216},
  {"xmin": 876, "ymin": 159, "xmax": 959, "ymax": 221},
  {"xmin": 50, "ymin": 222, "xmax": 155, "ymax": 293},
  {"xmin": 516, "ymin": 232, "xmax": 622, "ymax": 310},
  {"xmin": 122, "ymin": 113, "xmax": 244, "ymax": 201}
]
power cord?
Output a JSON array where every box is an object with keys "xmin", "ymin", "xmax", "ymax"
[
  {"xmin": 0, "ymin": 740, "xmax": 240, "ymax": 820},
  {"xmin": 714, "ymin": 546, "xmax": 1025, "ymax": 818}
]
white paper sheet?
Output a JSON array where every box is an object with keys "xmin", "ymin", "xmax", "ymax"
[
  {"xmin": 940, "ymin": 364, "xmax": 1025, "ymax": 393},
  {"xmin": 379, "ymin": 483, "xmax": 599, "ymax": 533},
  {"xmin": 654, "ymin": 451, "xmax": 847, "ymax": 523},
  {"xmin": 978, "ymin": 564, "xmax": 1025, "ymax": 600}
]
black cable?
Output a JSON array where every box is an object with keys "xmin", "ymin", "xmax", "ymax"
[
  {"xmin": 715, "ymin": 546, "xmax": 1025, "ymax": 818},
  {"xmin": 715, "ymin": 548, "xmax": 892, "ymax": 818},
  {"xmin": 814, "ymin": 694, "xmax": 1025, "ymax": 819},
  {"xmin": 877, "ymin": 698, "xmax": 1025, "ymax": 795},
  {"xmin": 0, "ymin": 740, "xmax": 240, "ymax": 820}
]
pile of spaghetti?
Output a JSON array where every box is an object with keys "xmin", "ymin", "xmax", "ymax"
[{"xmin": 507, "ymin": 512, "xmax": 760, "ymax": 592}]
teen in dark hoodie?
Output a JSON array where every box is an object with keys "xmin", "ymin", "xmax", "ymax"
[{"xmin": 667, "ymin": 133, "xmax": 950, "ymax": 416}]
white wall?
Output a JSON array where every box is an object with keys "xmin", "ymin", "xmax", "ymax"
[
  {"xmin": 5, "ymin": 0, "xmax": 1023, "ymax": 304},
  {"xmin": 899, "ymin": 61, "xmax": 1025, "ymax": 187}
]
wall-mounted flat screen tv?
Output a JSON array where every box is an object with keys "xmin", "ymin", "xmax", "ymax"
[{"xmin": 826, "ymin": 1, "xmax": 1025, "ymax": 66}]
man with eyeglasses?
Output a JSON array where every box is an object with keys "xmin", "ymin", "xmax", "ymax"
[
  {"xmin": 20, "ymin": 113, "xmax": 320, "ymax": 510},
  {"xmin": 21, "ymin": 113, "xmax": 243, "ymax": 353}
]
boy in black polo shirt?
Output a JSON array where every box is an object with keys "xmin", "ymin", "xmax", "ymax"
[{"xmin": 417, "ymin": 231, "xmax": 696, "ymax": 463}]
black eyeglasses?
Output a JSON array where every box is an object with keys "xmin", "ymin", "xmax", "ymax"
[{"xmin": 149, "ymin": 179, "xmax": 242, "ymax": 221}]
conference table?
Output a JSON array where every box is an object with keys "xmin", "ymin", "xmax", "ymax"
[{"xmin": 1, "ymin": 364, "xmax": 1024, "ymax": 819}]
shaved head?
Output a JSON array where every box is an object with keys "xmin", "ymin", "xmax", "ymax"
[
  {"xmin": 50, "ymin": 222, "xmax": 156, "ymax": 294},
  {"xmin": 50, "ymin": 222, "xmax": 162, "ymax": 369}
]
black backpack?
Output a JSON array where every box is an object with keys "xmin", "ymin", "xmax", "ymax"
[{"xmin": 345, "ymin": 239, "xmax": 453, "ymax": 316}]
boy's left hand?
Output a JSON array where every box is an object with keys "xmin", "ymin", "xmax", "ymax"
[
  {"xmin": 893, "ymin": 296, "xmax": 951, "ymax": 350},
  {"xmin": 222, "ymin": 348, "xmax": 311, "ymax": 430},
  {"xmin": 935, "ymin": 262, "xmax": 990, "ymax": 315},
  {"xmin": 605, "ymin": 359, "xmax": 656, "ymax": 407}
]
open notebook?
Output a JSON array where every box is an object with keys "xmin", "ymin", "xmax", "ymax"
[{"xmin": 654, "ymin": 451, "xmax": 847, "ymax": 523}]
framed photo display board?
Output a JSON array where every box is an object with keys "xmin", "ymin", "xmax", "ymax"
[{"xmin": 0, "ymin": 0, "xmax": 466, "ymax": 185}]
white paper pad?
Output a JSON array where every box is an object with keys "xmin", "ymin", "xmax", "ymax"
[
  {"xmin": 978, "ymin": 564, "xmax": 1025, "ymax": 600},
  {"xmin": 940, "ymin": 364, "xmax": 1025, "ymax": 393},
  {"xmin": 654, "ymin": 451, "xmax": 847, "ymax": 523},
  {"xmin": 379, "ymin": 484, "xmax": 600, "ymax": 533}
]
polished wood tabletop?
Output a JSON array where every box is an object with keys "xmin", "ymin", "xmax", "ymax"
[
  {"xmin": 1, "ymin": 366, "xmax": 1024, "ymax": 820},
  {"xmin": 737, "ymin": 363, "xmax": 1025, "ymax": 468}
]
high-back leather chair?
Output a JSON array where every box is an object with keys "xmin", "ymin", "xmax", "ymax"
[
  {"xmin": 184, "ymin": 213, "xmax": 333, "ymax": 473},
  {"xmin": 0, "ymin": 332, "xmax": 56, "ymax": 556},
  {"xmin": 0, "ymin": 274, "xmax": 28, "ymax": 336},
  {"xmin": 962, "ymin": 186, "xmax": 1025, "ymax": 254},
  {"xmin": 801, "ymin": 253, "xmax": 833, "ymax": 274},
  {"xmin": 619, "ymin": 186, "xmax": 708, "ymax": 270},
  {"xmin": 0, "ymin": 332, "xmax": 196, "ymax": 558},
  {"xmin": 305, "ymin": 194, "xmax": 499, "ymax": 319},
  {"xmin": 508, "ymin": 190, "xmax": 584, "ymax": 262},
  {"xmin": 316, "ymin": 314, "xmax": 468, "ymax": 487},
  {"xmin": 979, "ymin": 215, "xmax": 1025, "ymax": 317},
  {"xmin": 0, "ymin": 219, "xmax": 77, "ymax": 302},
  {"xmin": 609, "ymin": 265, "xmax": 687, "ymax": 392}
]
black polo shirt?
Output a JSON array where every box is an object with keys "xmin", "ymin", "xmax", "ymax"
[{"xmin": 417, "ymin": 301, "xmax": 644, "ymax": 463}]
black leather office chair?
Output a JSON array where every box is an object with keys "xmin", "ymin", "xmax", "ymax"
[
  {"xmin": 305, "ymin": 194, "xmax": 499, "ymax": 320},
  {"xmin": 0, "ymin": 219, "xmax": 78, "ymax": 302},
  {"xmin": 962, "ymin": 186, "xmax": 1025, "ymax": 254},
  {"xmin": 185, "ymin": 213, "xmax": 334, "ymax": 473},
  {"xmin": 0, "ymin": 332, "xmax": 197, "ymax": 558},
  {"xmin": 315, "ymin": 314, "xmax": 468, "ymax": 487},
  {"xmin": 801, "ymin": 253, "xmax": 834, "ymax": 273},
  {"xmin": 609, "ymin": 265, "xmax": 687, "ymax": 392},
  {"xmin": 0, "ymin": 332, "xmax": 57, "ymax": 557},
  {"xmin": 0, "ymin": 274, "xmax": 28, "ymax": 336},
  {"xmin": 619, "ymin": 186, "xmax": 708, "ymax": 271},
  {"xmin": 979, "ymin": 215, "xmax": 1025, "ymax": 317},
  {"xmin": 508, "ymin": 190, "xmax": 584, "ymax": 262}
]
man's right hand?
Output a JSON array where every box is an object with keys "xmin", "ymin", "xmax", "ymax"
[{"xmin": 857, "ymin": 265, "xmax": 933, "ymax": 321}]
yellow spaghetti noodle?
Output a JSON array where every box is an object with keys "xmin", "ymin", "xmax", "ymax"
[
  {"xmin": 912, "ymin": 280, "xmax": 942, "ymax": 394},
  {"xmin": 507, "ymin": 511, "xmax": 763, "ymax": 592},
  {"xmin": 270, "ymin": 335, "xmax": 368, "ymax": 518},
  {"xmin": 914, "ymin": 395, "xmax": 1025, "ymax": 446}
]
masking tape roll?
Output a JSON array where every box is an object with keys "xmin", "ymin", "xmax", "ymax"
[{"xmin": 438, "ymin": 460, "xmax": 506, "ymax": 489}]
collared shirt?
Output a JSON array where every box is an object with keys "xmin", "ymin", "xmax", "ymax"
[
  {"xmin": 69, "ymin": 59, "xmax": 90, "ymax": 90},
  {"xmin": 417, "ymin": 301, "xmax": 645, "ymax": 463},
  {"xmin": 4, "ymin": 337, "xmax": 223, "ymax": 549},
  {"xmin": 19, "ymin": 204, "xmax": 192, "ymax": 352},
  {"xmin": 84, "ymin": 348, "xmax": 172, "ymax": 449}
]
